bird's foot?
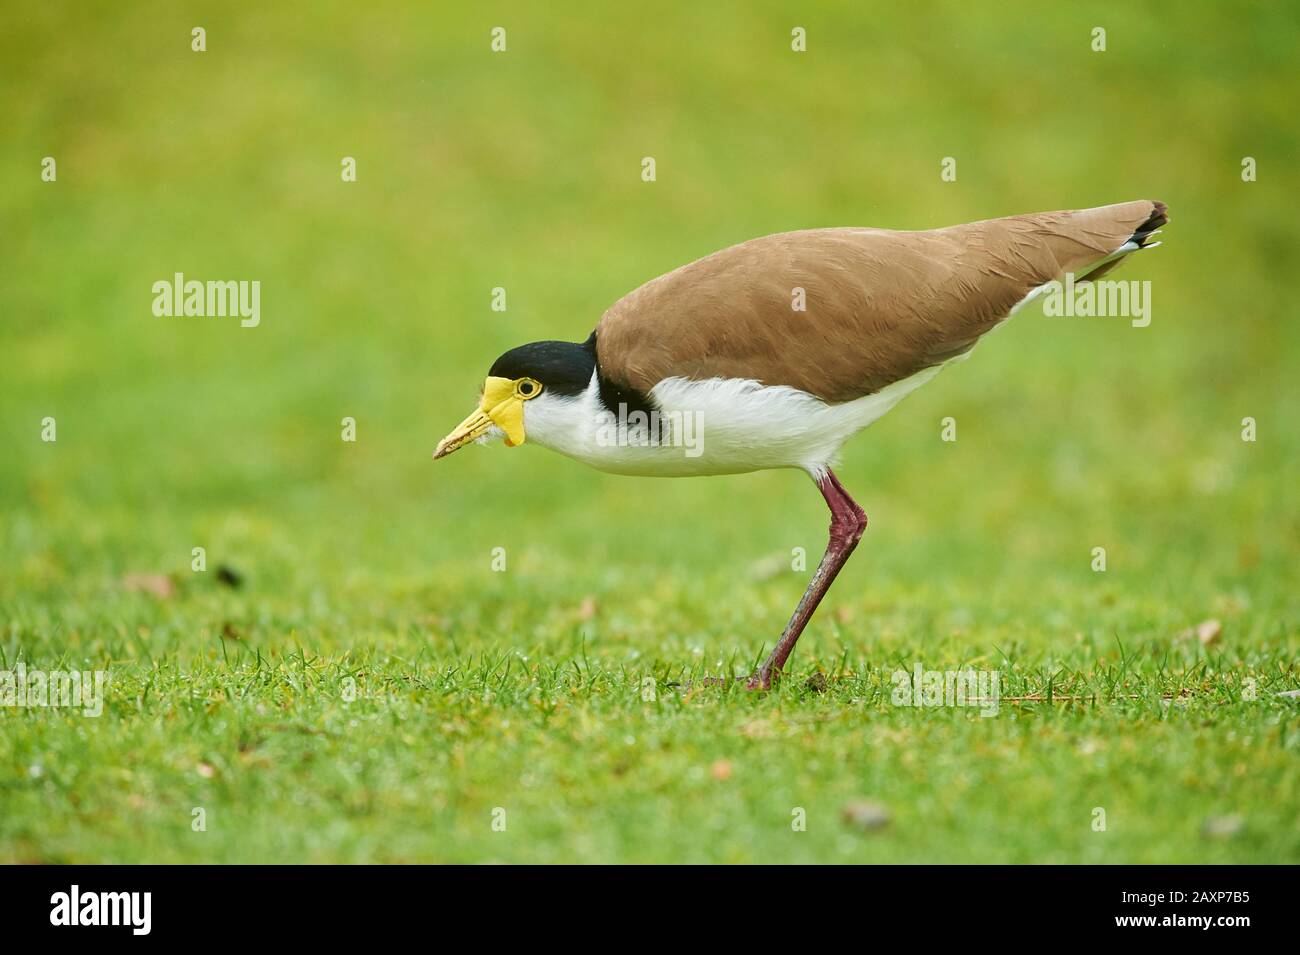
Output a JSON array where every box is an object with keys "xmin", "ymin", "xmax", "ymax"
[{"xmin": 744, "ymin": 668, "xmax": 774, "ymax": 691}]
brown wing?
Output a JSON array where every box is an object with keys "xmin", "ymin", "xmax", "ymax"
[{"xmin": 595, "ymin": 200, "xmax": 1166, "ymax": 403}]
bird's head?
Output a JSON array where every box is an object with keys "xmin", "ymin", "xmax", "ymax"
[{"xmin": 433, "ymin": 339, "xmax": 596, "ymax": 460}]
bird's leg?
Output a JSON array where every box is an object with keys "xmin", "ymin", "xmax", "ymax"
[{"xmin": 747, "ymin": 468, "xmax": 866, "ymax": 690}]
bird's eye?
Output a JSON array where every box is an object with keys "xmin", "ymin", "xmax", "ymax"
[{"xmin": 516, "ymin": 378, "xmax": 542, "ymax": 400}]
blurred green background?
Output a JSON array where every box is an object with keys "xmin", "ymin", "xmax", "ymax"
[{"xmin": 1, "ymin": 2, "xmax": 1297, "ymax": 863}]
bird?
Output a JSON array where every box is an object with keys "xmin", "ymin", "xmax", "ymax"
[{"xmin": 434, "ymin": 200, "xmax": 1169, "ymax": 689}]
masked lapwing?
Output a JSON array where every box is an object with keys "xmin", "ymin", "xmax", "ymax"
[{"xmin": 435, "ymin": 200, "xmax": 1169, "ymax": 689}]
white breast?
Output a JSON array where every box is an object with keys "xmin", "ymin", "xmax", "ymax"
[{"xmin": 521, "ymin": 364, "xmax": 946, "ymax": 477}]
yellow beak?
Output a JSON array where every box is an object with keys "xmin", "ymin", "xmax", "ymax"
[{"xmin": 434, "ymin": 376, "xmax": 526, "ymax": 460}]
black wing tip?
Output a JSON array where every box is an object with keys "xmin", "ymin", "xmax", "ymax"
[{"xmin": 1131, "ymin": 200, "xmax": 1169, "ymax": 247}]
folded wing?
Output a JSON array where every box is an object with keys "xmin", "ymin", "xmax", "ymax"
[{"xmin": 596, "ymin": 200, "xmax": 1167, "ymax": 404}]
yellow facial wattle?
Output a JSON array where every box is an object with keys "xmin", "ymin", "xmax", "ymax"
[
  {"xmin": 433, "ymin": 375, "xmax": 543, "ymax": 459},
  {"xmin": 481, "ymin": 376, "xmax": 525, "ymax": 447}
]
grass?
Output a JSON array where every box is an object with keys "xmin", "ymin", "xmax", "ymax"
[{"xmin": 2, "ymin": 1, "xmax": 1298, "ymax": 863}]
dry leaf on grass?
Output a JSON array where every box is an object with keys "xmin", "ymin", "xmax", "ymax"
[
  {"xmin": 841, "ymin": 800, "xmax": 891, "ymax": 831},
  {"xmin": 1175, "ymin": 618, "xmax": 1222, "ymax": 646},
  {"xmin": 123, "ymin": 573, "xmax": 176, "ymax": 599},
  {"xmin": 805, "ymin": 671, "xmax": 829, "ymax": 693}
]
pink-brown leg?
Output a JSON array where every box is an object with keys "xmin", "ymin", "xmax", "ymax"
[{"xmin": 747, "ymin": 468, "xmax": 867, "ymax": 690}]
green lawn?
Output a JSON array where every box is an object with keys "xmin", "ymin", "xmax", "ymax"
[{"xmin": 2, "ymin": 2, "xmax": 1297, "ymax": 863}]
